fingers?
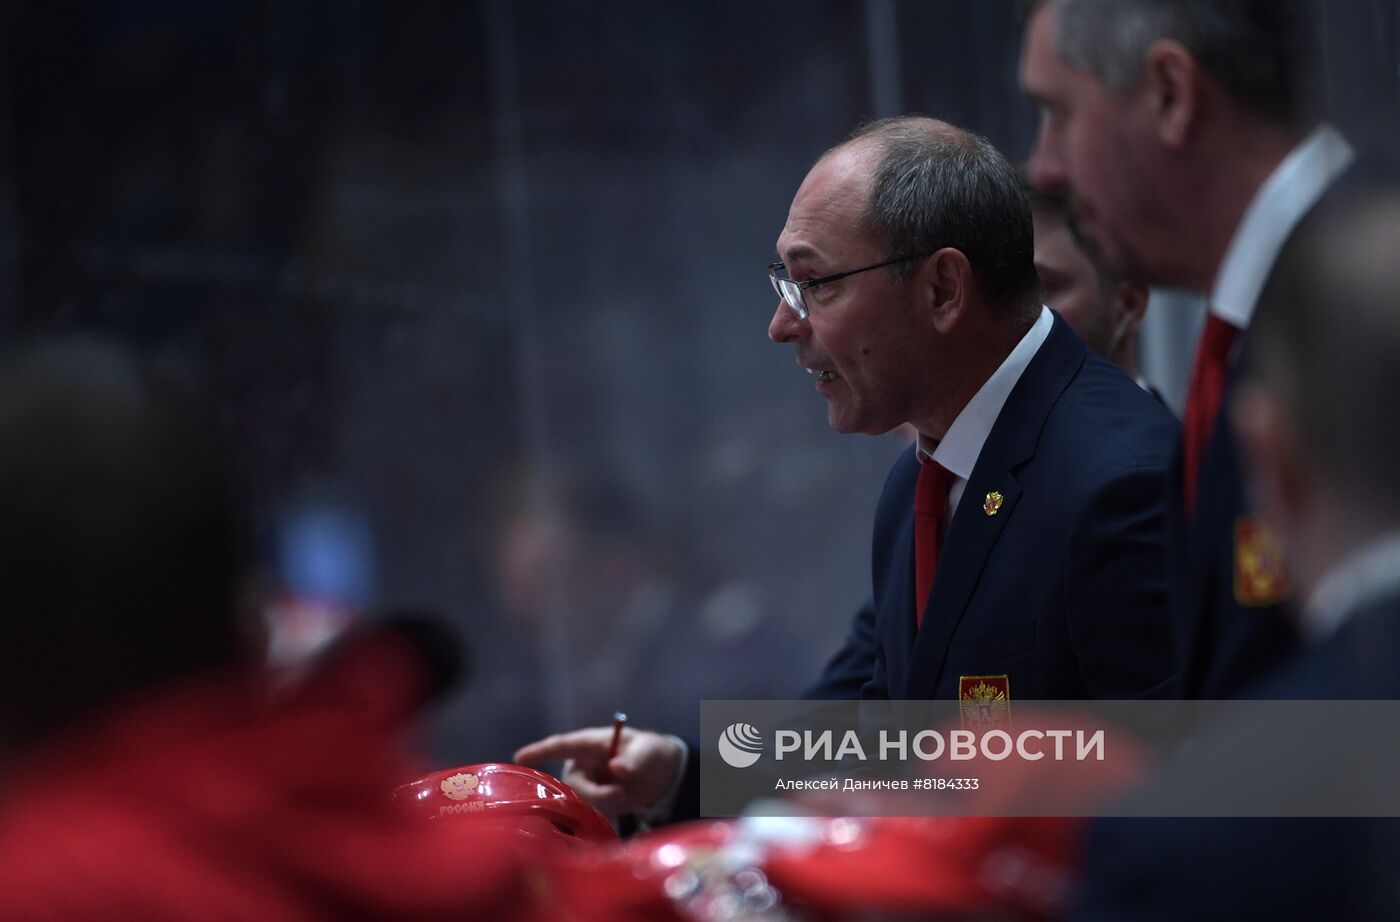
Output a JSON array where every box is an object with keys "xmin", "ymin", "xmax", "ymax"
[
  {"xmin": 515, "ymin": 727, "xmax": 674, "ymax": 815},
  {"xmin": 560, "ymin": 770, "xmax": 631, "ymax": 815},
  {"xmin": 513, "ymin": 727, "xmax": 613, "ymax": 766}
]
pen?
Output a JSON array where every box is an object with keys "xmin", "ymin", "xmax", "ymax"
[{"xmin": 601, "ymin": 711, "xmax": 626, "ymax": 783}]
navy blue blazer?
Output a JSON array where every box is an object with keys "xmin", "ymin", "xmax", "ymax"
[
  {"xmin": 1165, "ymin": 389, "xmax": 1298, "ymax": 698},
  {"xmin": 810, "ymin": 312, "xmax": 1178, "ymax": 701},
  {"xmin": 1166, "ymin": 157, "xmax": 1386, "ymax": 699}
]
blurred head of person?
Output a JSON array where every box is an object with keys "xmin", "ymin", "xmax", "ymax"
[
  {"xmin": 768, "ymin": 116, "xmax": 1041, "ymax": 442},
  {"xmin": 1020, "ymin": 0, "xmax": 1319, "ymax": 291},
  {"xmin": 0, "ymin": 340, "xmax": 251, "ymax": 759},
  {"xmin": 1232, "ymin": 189, "xmax": 1400, "ymax": 618},
  {"xmin": 1028, "ymin": 182, "xmax": 1149, "ymax": 378},
  {"xmin": 491, "ymin": 466, "xmax": 674, "ymax": 639}
]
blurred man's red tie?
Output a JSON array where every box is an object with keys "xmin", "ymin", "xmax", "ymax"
[
  {"xmin": 1182, "ymin": 314, "xmax": 1239, "ymax": 515},
  {"xmin": 914, "ymin": 459, "xmax": 955, "ymax": 627}
]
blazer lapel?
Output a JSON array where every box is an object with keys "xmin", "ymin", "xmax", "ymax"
[
  {"xmin": 1176, "ymin": 391, "xmax": 1244, "ymax": 685},
  {"xmin": 903, "ymin": 314, "xmax": 1085, "ymax": 699},
  {"xmin": 904, "ymin": 474, "xmax": 1023, "ymax": 698},
  {"xmin": 882, "ymin": 499, "xmax": 919, "ymax": 694}
]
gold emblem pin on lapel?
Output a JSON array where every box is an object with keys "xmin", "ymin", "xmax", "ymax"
[{"xmin": 983, "ymin": 491, "xmax": 1004, "ymax": 516}]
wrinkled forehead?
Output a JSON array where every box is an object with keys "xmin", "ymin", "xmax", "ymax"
[{"xmin": 776, "ymin": 144, "xmax": 880, "ymax": 269}]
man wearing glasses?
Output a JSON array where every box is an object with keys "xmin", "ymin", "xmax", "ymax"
[
  {"xmin": 770, "ymin": 116, "xmax": 1177, "ymax": 703},
  {"xmin": 519, "ymin": 116, "xmax": 1177, "ymax": 820}
]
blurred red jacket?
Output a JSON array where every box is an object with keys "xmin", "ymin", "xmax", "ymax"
[{"xmin": 0, "ymin": 631, "xmax": 542, "ymax": 921}]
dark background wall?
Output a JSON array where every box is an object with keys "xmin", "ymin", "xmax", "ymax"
[{"xmin": 0, "ymin": 1, "xmax": 1395, "ymax": 763}]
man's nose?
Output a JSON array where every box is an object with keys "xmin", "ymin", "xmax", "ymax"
[
  {"xmin": 1027, "ymin": 123, "xmax": 1067, "ymax": 191},
  {"xmin": 768, "ymin": 300, "xmax": 807, "ymax": 343}
]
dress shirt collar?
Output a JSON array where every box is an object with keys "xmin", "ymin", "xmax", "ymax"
[
  {"xmin": 916, "ymin": 305, "xmax": 1054, "ymax": 480},
  {"xmin": 1304, "ymin": 531, "xmax": 1400, "ymax": 643},
  {"xmin": 1210, "ymin": 123, "xmax": 1354, "ymax": 330}
]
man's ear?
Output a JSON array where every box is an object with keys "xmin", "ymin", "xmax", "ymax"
[
  {"xmin": 923, "ymin": 247, "xmax": 974, "ymax": 335},
  {"xmin": 1141, "ymin": 40, "xmax": 1202, "ymax": 148},
  {"xmin": 1231, "ymin": 379, "xmax": 1308, "ymax": 534},
  {"xmin": 1105, "ymin": 282, "xmax": 1150, "ymax": 365},
  {"xmin": 1113, "ymin": 281, "xmax": 1150, "ymax": 336}
]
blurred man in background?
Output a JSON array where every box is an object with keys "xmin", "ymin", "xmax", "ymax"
[
  {"xmin": 1021, "ymin": 0, "xmax": 1353, "ymax": 698},
  {"xmin": 0, "ymin": 341, "xmax": 536, "ymax": 920},
  {"xmin": 1075, "ymin": 188, "xmax": 1400, "ymax": 920},
  {"xmin": 1027, "ymin": 182, "xmax": 1153, "ymax": 395},
  {"xmin": 467, "ymin": 463, "xmax": 787, "ymax": 758}
]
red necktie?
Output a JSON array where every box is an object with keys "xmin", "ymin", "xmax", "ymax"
[
  {"xmin": 1182, "ymin": 314, "xmax": 1239, "ymax": 515},
  {"xmin": 914, "ymin": 459, "xmax": 956, "ymax": 627}
]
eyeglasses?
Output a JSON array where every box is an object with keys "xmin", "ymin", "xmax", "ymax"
[{"xmin": 767, "ymin": 253, "xmax": 933, "ymax": 320}]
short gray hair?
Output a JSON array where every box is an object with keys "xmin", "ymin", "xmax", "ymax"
[
  {"xmin": 843, "ymin": 117, "xmax": 1040, "ymax": 317},
  {"xmin": 1047, "ymin": 0, "xmax": 1317, "ymax": 128}
]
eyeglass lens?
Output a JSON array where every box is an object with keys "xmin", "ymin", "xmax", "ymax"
[{"xmin": 770, "ymin": 275, "xmax": 806, "ymax": 319}]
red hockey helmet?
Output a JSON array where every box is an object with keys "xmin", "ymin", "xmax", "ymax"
[{"xmin": 394, "ymin": 763, "xmax": 616, "ymax": 844}]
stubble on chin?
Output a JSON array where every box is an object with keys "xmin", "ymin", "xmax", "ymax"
[{"xmin": 824, "ymin": 395, "xmax": 864, "ymax": 435}]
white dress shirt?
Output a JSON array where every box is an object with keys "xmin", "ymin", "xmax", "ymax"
[
  {"xmin": 1210, "ymin": 123, "xmax": 1354, "ymax": 331},
  {"xmin": 915, "ymin": 305, "xmax": 1054, "ymax": 526}
]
